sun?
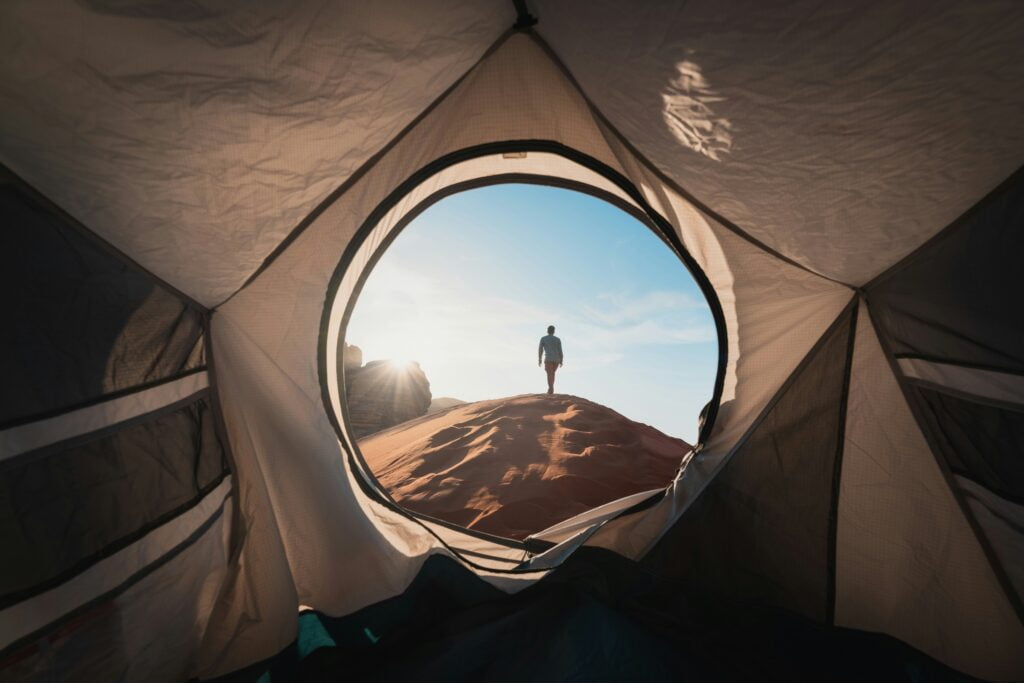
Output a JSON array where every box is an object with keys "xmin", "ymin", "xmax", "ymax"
[{"xmin": 388, "ymin": 358, "xmax": 414, "ymax": 372}]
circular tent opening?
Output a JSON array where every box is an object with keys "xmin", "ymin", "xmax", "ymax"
[{"xmin": 319, "ymin": 145, "xmax": 727, "ymax": 554}]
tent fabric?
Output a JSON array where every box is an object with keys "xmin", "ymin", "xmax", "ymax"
[
  {"xmin": 0, "ymin": 395, "xmax": 227, "ymax": 609},
  {"xmin": 912, "ymin": 383, "xmax": 1024, "ymax": 611},
  {"xmin": 959, "ymin": 476, "xmax": 1024, "ymax": 606},
  {"xmin": 0, "ymin": 1, "xmax": 514, "ymax": 307},
  {"xmin": 640, "ymin": 303, "xmax": 856, "ymax": 623},
  {"xmin": 2, "ymin": 2, "xmax": 1023, "ymax": 681},
  {"xmin": 204, "ymin": 32, "xmax": 852, "ymax": 674},
  {"xmin": 914, "ymin": 386, "xmax": 1024, "ymax": 503},
  {"xmin": 2, "ymin": 484, "xmax": 232, "ymax": 682},
  {"xmin": 866, "ymin": 166, "xmax": 1023, "ymax": 374},
  {"xmin": 835, "ymin": 302, "xmax": 1024, "ymax": 679},
  {"xmin": 532, "ymin": 0, "xmax": 1024, "ymax": 286}
]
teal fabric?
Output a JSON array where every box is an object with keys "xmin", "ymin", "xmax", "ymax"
[{"xmin": 297, "ymin": 612, "xmax": 337, "ymax": 659}]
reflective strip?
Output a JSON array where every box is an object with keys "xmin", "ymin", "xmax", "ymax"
[
  {"xmin": 899, "ymin": 358, "xmax": 1024, "ymax": 405},
  {"xmin": 0, "ymin": 371, "xmax": 209, "ymax": 461},
  {"xmin": 0, "ymin": 475, "xmax": 231, "ymax": 649}
]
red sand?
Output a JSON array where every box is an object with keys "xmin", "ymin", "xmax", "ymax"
[{"xmin": 358, "ymin": 394, "xmax": 692, "ymax": 540}]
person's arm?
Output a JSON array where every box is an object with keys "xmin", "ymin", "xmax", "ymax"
[
  {"xmin": 538, "ymin": 339, "xmax": 543, "ymax": 366},
  {"xmin": 556, "ymin": 338, "xmax": 563, "ymax": 367}
]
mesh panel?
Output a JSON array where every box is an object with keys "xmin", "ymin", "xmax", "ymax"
[
  {"xmin": 641, "ymin": 306, "xmax": 854, "ymax": 621},
  {"xmin": 0, "ymin": 396, "xmax": 227, "ymax": 607},
  {"xmin": 0, "ymin": 180, "xmax": 205, "ymax": 428},
  {"xmin": 868, "ymin": 168, "xmax": 1023, "ymax": 373},
  {"xmin": 915, "ymin": 386, "xmax": 1024, "ymax": 503}
]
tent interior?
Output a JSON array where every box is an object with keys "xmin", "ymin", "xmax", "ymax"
[{"xmin": 1, "ymin": 1, "xmax": 1022, "ymax": 681}]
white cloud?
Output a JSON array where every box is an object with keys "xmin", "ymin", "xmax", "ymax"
[{"xmin": 584, "ymin": 289, "xmax": 705, "ymax": 326}]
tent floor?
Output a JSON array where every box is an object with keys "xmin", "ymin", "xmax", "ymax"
[{"xmin": 210, "ymin": 549, "xmax": 980, "ymax": 683}]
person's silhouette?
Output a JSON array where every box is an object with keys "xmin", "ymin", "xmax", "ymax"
[{"xmin": 537, "ymin": 325, "xmax": 564, "ymax": 395}]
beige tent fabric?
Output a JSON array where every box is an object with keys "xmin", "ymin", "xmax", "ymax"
[
  {"xmin": 836, "ymin": 301, "xmax": 1024, "ymax": 681},
  {"xmin": 533, "ymin": 0, "xmax": 1024, "ymax": 285},
  {"xmin": 0, "ymin": 0, "xmax": 511, "ymax": 306}
]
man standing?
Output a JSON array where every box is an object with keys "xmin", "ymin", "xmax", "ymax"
[{"xmin": 537, "ymin": 325, "xmax": 564, "ymax": 395}]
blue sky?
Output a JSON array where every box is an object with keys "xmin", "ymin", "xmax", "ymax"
[{"xmin": 345, "ymin": 184, "xmax": 717, "ymax": 443}]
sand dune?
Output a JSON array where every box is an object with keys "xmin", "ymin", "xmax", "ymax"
[{"xmin": 358, "ymin": 394, "xmax": 692, "ymax": 540}]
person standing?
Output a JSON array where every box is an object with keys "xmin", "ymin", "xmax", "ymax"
[{"xmin": 537, "ymin": 325, "xmax": 564, "ymax": 395}]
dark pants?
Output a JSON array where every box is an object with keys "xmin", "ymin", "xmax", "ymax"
[{"xmin": 544, "ymin": 361, "xmax": 559, "ymax": 394}]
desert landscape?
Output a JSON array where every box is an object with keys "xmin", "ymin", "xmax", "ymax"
[{"xmin": 359, "ymin": 394, "xmax": 692, "ymax": 540}]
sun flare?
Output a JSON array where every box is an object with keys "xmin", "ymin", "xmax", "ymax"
[{"xmin": 388, "ymin": 358, "xmax": 414, "ymax": 372}]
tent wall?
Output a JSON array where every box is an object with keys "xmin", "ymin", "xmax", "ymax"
[
  {"xmin": 867, "ymin": 167, "xmax": 1024, "ymax": 373},
  {"xmin": 532, "ymin": 0, "xmax": 1024, "ymax": 285},
  {"xmin": 639, "ymin": 302, "xmax": 856, "ymax": 622},
  {"xmin": 853, "ymin": 165, "xmax": 1024, "ymax": 676},
  {"xmin": 0, "ymin": 171, "xmax": 233, "ymax": 681},
  {"xmin": 1, "ymin": 3, "xmax": 1022, "ymax": 681},
  {"xmin": 835, "ymin": 303, "xmax": 1024, "ymax": 680},
  {"xmin": 2, "ymin": 488, "xmax": 232, "ymax": 682}
]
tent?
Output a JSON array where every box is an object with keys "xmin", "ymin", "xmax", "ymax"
[{"xmin": 2, "ymin": 1, "xmax": 1022, "ymax": 680}]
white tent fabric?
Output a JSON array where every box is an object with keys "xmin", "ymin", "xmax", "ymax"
[{"xmin": 2, "ymin": 2, "xmax": 1022, "ymax": 681}]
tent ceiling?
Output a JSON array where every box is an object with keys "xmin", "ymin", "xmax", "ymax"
[
  {"xmin": 3, "ymin": 1, "xmax": 1023, "ymax": 300},
  {"xmin": 0, "ymin": 0, "xmax": 511, "ymax": 307},
  {"xmin": 534, "ymin": 0, "xmax": 1024, "ymax": 285}
]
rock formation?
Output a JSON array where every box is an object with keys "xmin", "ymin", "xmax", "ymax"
[{"xmin": 340, "ymin": 343, "xmax": 432, "ymax": 438}]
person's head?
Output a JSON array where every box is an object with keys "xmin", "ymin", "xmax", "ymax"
[{"xmin": 547, "ymin": 325, "xmax": 555, "ymax": 335}]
